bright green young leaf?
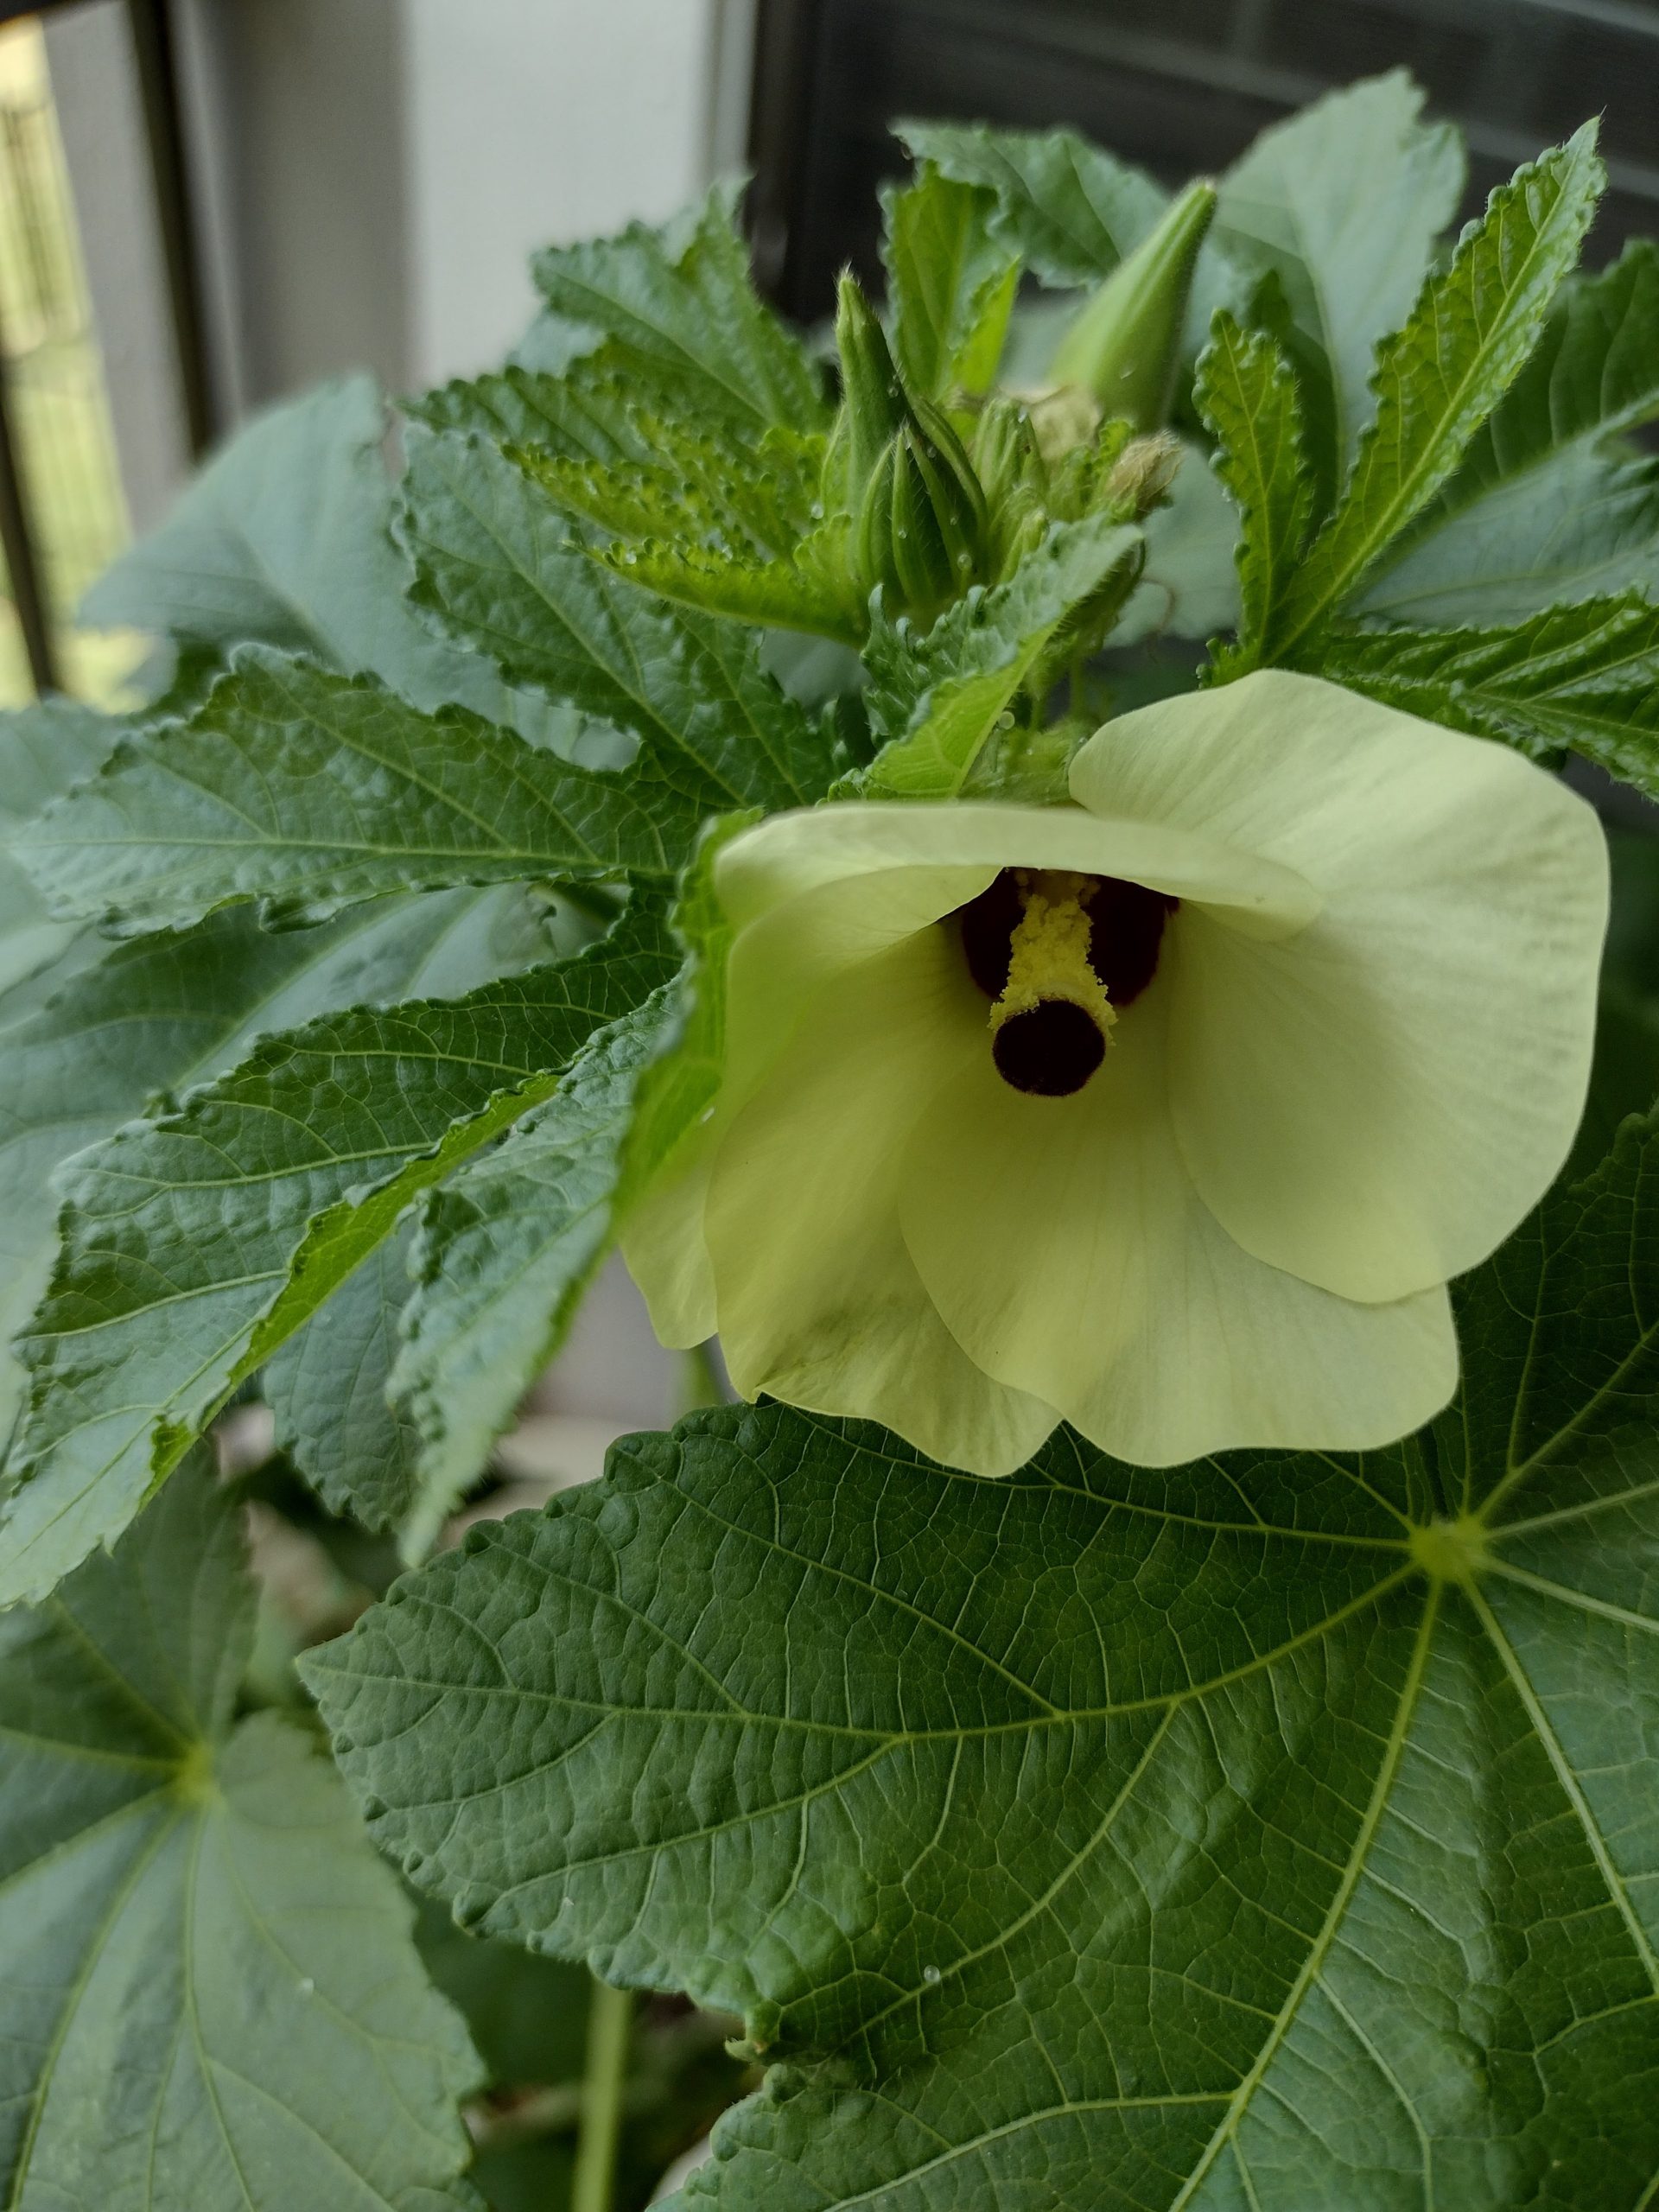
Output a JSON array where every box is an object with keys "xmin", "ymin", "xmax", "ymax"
[
  {"xmin": 880, "ymin": 165, "xmax": 1020, "ymax": 402},
  {"xmin": 1253, "ymin": 125, "xmax": 1605, "ymax": 668},
  {"xmin": 0, "ymin": 884, "xmax": 552, "ymax": 1452},
  {"xmin": 531, "ymin": 182, "xmax": 829, "ymax": 437},
  {"xmin": 309, "ymin": 1101, "xmax": 1659, "ymax": 2210},
  {"xmin": 19, "ymin": 650, "xmax": 706, "ymax": 933},
  {"xmin": 390, "ymin": 985, "xmax": 677, "ymax": 1559},
  {"xmin": 855, "ymin": 513, "xmax": 1142, "ymax": 797},
  {"xmin": 511, "ymin": 414, "xmax": 823, "ymax": 556},
  {"xmin": 0, "ymin": 899, "xmax": 676, "ymax": 1605},
  {"xmin": 408, "ymin": 358, "xmax": 650, "ymax": 461},
  {"xmin": 0, "ymin": 1450, "xmax": 482, "ymax": 2209},
  {"xmin": 1317, "ymin": 592, "xmax": 1659, "ymax": 798},
  {"xmin": 1194, "ymin": 314, "xmax": 1312, "ymax": 665},
  {"xmin": 79, "ymin": 372, "xmax": 570, "ymax": 749},
  {"xmin": 1214, "ymin": 71, "xmax": 1465, "ymax": 493},
  {"xmin": 590, "ymin": 526, "xmax": 860, "ymax": 644},
  {"xmin": 1363, "ymin": 239, "xmax": 1659, "ymax": 623},
  {"xmin": 508, "ymin": 420, "xmax": 861, "ymax": 644},
  {"xmin": 399, "ymin": 427, "xmax": 842, "ymax": 808}
]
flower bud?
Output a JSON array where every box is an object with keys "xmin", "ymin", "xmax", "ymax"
[
  {"xmin": 973, "ymin": 397, "xmax": 1055, "ymax": 579},
  {"xmin": 855, "ymin": 394, "xmax": 991, "ymax": 624},
  {"xmin": 828, "ymin": 273, "xmax": 908, "ymax": 508},
  {"xmin": 1047, "ymin": 181, "xmax": 1217, "ymax": 429},
  {"xmin": 1101, "ymin": 431, "xmax": 1183, "ymax": 522}
]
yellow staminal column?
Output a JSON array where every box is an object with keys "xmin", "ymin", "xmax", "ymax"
[{"xmin": 988, "ymin": 870, "xmax": 1115, "ymax": 1096}]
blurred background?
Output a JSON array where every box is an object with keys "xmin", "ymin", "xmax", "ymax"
[{"xmin": 1, "ymin": 0, "xmax": 1655, "ymax": 715}]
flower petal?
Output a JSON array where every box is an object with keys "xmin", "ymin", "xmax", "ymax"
[
  {"xmin": 622, "ymin": 1148, "xmax": 720, "ymax": 1350},
  {"xmin": 717, "ymin": 799, "xmax": 1318, "ymax": 945},
  {"xmin": 1072, "ymin": 671, "xmax": 1607, "ymax": 1301},
  {"xmin": 702, "ymin": 924, "xmax": 1058, "ymax": 1476},
  {"xmin": 898, "ymin": 976, "xmax": 1459, "ymax": 1464}
]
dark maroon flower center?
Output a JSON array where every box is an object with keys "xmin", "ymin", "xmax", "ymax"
[{"xmin": 955, "ymin": 868, "xmax": 1178, "ymax": 1097}]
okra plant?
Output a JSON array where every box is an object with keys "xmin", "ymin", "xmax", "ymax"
[{"xmin": 3, "ymin": 67, "xmax": 1658, "ymax": 2212}]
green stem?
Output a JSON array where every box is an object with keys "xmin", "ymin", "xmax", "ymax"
[{"xmin": 572, "ymin": 1976, "xmax": 633, "ymax": 2212}]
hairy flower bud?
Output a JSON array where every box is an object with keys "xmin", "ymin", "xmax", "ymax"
[
  {"xmin": 973, "ymin": 397, "xmax": 1054, "ymax": 578},
  {"xmin": 1048, "ymin": 180, "xmax": 1217, "ymax": 429},
  {"xmin": 855, "ymin": 394, "xmax": 991, "ymax": 623},
  {"xmin": 828, "ymin": 273, "xmax": 908, "ymax": 510}
]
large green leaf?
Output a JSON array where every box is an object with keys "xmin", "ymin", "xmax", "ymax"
[
  {"xmin": 399, "ymin": 427, "xmax": 840, "ymax": 810},
  {"xmin": 0, "ymin": 884, "xmax": 550, "ymax": 1449},
  {"xmin": 264, "ymin": 1219, "xmax": 423, "ymax": 1533},
  {"xmin": 880, "ymin": 165, "xmax": 1020, "ymax": 402},
  {"xmin": 390, "ymin": 986, "xmax": 676, "ymax": 1560},
  {"xmin": 1363, "ymin": 241, "xmax": 1659, "ymax": 624},
  {"xmin": 79, "ymin": 373, "xmax": 570, "ymax": 749},
  {"xmin": 0, "ymin": 1450, "xmax": 482, "ymax": 2209},
  {"xmin": 898, "ymin": 120, "xmax": 1166, "ymax": 289},
  {"xmin": 899, "ymin": 121, "xmax": 1244, "ymax": 354},
  {"xmin": 1317, "ymin": 592, "xmax": 1659, "ymax": 798},
  {"xmin": 1194, "ymin": 315, "xmax": 1311, "ymax": 667},
  {"xmin": 531, "ymin": 183, "xmax": 829, "ymax": 437},
  {"xmin": 1254, "ymin": 125, "xmax": 1605, "ymax": 669},
  {"xmin": 855, "ymin": 513, "xmax": 1142, "ymax": 798},
  {"xmin": 0, "ymin": 899, "xmax": 676, "ymax": 1605},
  {"xmin": 1213, "ymin": 71, "xmax": 1464, "ymax": 497},
  {"xmin": 310, "ymin": 1105, "xmax": 1659, "ymax": 2209},
  {"xmin": 0, "ymin": 698, "xmax": 121, "ymax": 999},
  {"xmin": 18, "ymin": 650, "xmax": 706, "ymax": 933}
]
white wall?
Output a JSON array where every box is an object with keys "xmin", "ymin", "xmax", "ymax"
[{"xmin": 404, "ymin": 0, "xmax": 749, "ymax": 387}]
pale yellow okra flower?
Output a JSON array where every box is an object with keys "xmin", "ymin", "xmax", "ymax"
[{"xmin": 624, "ymin": 671, "xmax": 1609, "ymax": 1475}]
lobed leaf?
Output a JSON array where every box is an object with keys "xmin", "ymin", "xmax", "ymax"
[
  {"xmin": 1194, "ymin": 314, "xmax": 1312, "ymax": 666},
  {"xmin": 399, "ymin": 426, "xmax": 842, "ymax": 809},
  {"xmin": 0, "ymin": 698, "xmax": 121, "ymax": 1004},
  {"xmin": 0, "ymin": 900, "xmax": 677, "ymax": 1604},
  {"xmin": 80, "ymin": 372, "xmax": 570, "ymax": 748},
  {"xmin": 1213, "ymin": 70, "xmax": 1465, "ymax": 498},
  {"xmin": 898, "ymin": 119, "xmax": 1166, "ymax": 289},
  {"xmin": 311, "ymin": 1103, "xmax": 1659, "ymax": 2209},
  {"xmin": 899, "ymin": 120, "xmax": 1248, "ymax": 355},
  {"xmin": 531, "ymin": 182, "xmax": 830, "ymax": 437},
  {"xmin": 391, "ymin": 986, "xmax": 677, "ymax": 1558},
  {"xmin": 18, "ymin": 650, "xmax": 700, "ymax": 934},
  {"xmin": 1253, "ymin": 125, "xmax": 1604, "ymax": 667},
  {"xmin": 0, "ymin": 1451, "xmax": 483, "ymax": 2208},
  {"xmin": 1363, "ymin": 239, "xmax": 1659, "ymax": 624},
  {"xmin": 264, "ymin": 1221, "xmax": 423, "ymax": 1532},
  {"xmin": 407, "ymin": 358, "xmax": 652, "ymax": 461},
  {"xmin": 0, "ymin": 885, "xmax": 551, "ymax": 1452},
  {"xmin": 1317, "ymin": 592, "xmax": 1659, "ymax": 798}
]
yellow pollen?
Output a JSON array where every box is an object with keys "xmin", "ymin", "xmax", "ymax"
[{"xmin": 988, "ymin": 871, "xmax": 1116, "ymax": 1042}]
